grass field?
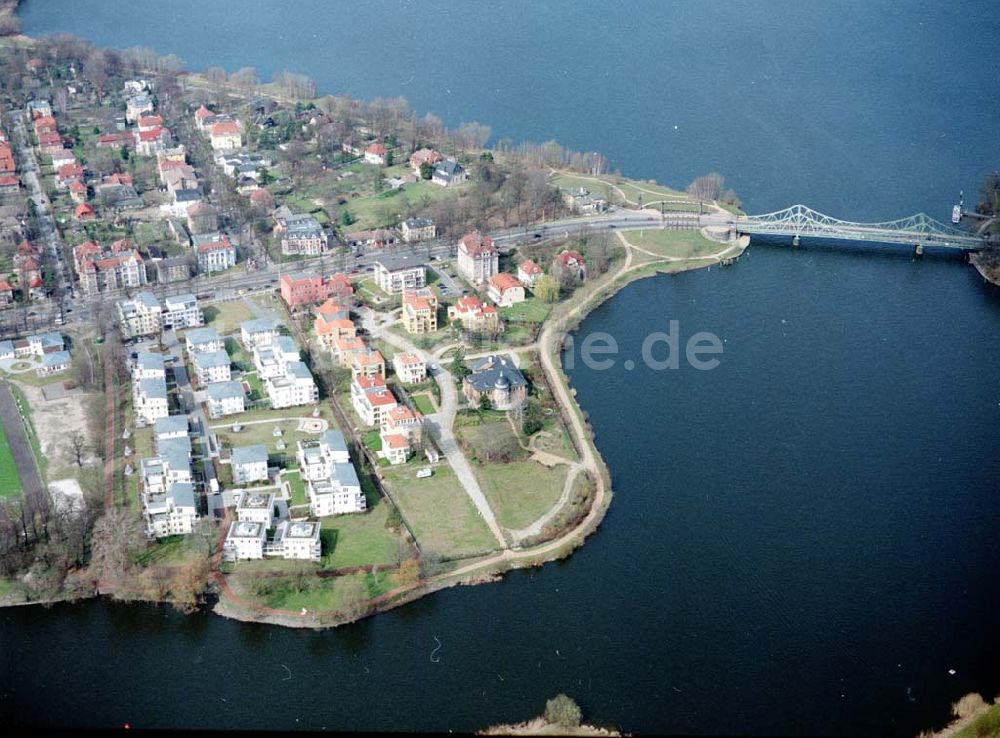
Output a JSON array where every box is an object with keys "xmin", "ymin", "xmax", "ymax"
[
  {"xmin": 411, "ymin": 393, "xmax": 437, "ymax": 415},
  {"xmin": 951, "ymin": 703, "xmax": 1000, "ymax": 738},
  {"xmin": 500, "ymin": 297, "xmax": 551, "ymax": 324},
  {"xmin": 551, "ymin": 171, "xmax": 690, "ymax": 207},
  {"xmin": 318, "ymin": 487, "xmax": 405, "ymax": 569},
  {"xmin": 284, "ymin": 470, "xmax": 308, "ymax": 506},
  {"xmin": 232, "ymin": 568, "xmax": 394, "ymax": 612},
  {"xmin": 134, "ymin": 535, "xmax": 206, "ymax": 566},
  {"xmin": 382, "ymin": 464, "xmax": 500, "ymax": 560},
  {"xmin": 624, "ymin": 229, "xmax": 724, "ymax": 259},
  {"xmin": 474, "ymin": 460, "xmax": 569, "ymax": 531},
  {"xmin": 344, "ymin": 178, "xmax": 472, "ymax": 230},
  {"xmin": 203, "ymin": 300, "xmax": 257, "ymax": 335},
  {"xmin": 0, "ymin": 423, "xmax": 22, "ymax": 498}
]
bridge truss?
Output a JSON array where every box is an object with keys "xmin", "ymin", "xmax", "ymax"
[{"xmin": 736, "ymin": 204, "xmax": 983, "ymax": 250}]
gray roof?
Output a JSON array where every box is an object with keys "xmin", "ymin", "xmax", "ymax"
[
  {"xmin": 274, "ymin": 335, "xmax": 298, "ymax": 355},
  {"xmin": 231, "ymin": 443, "xmax": 268, "ymax": 466},
  {"xmin": 186, "ymin": 326, "xmax": 220, "ymax": 345},
  {"xmin": 133, "ymin": 290, "xmax": 160, "ymax": 310},
  {"xmin": 375, "ymin": 253, "xmax": 425, "ymax": 273},
  {"xmin": 154, "ymin": 415, "xmax": 188, "ymax": 437},
  {"xmin": 31, "ymin": 331, "xmax": 64, "ymax": 350},
  {"xmin": 158, "ymin": 435, "xmax": 192, "ymax": 471},
  {"xmin": 136, "ymin": 351, "xmax": 165, "ymax": 372},
  {"xmin": 194, "ymin": 349, "xmax": 231, "ymax": 369},
  {"xmin": 330, "ymin": 461, "xmax": 361, "ymax": 489},
  {"xmin": 0, "ymin": 340, "xmax": 13, "ymax": 355},
  {"xmin": 207, "ymin": 380, "xmax": 244, "ymax": 400},
  {"xmin": 174, "ymin": 187, "xmax": 205, "ymax": 203},
  {"xmin": 241, "ymin": 318, "xmax": 277, "ymax": 335},
  {"xmin": 164, "ymin": 293, "xmax": 197, "ymax": 309},
  {"xmin": 466, "ymin": 354, "xmax": 527, "ymax": 392},
  {"xmin": 40, "ymin": 350, "xmax": 71, "ymax": 368},
  {"xmin": 435, "ymin": 160, "xmax": 464, "ymax": 177},
  {"xmin": 402, "ymin": 217, "xmax": 434, "ymax": 228},
  {"xmin": 166, "ymin": 482, "xmax": 196, "ymax": 510},
  {"xmin": 286, "ymin": 360, "xmax": 313, "ymax": 381},
  {"xmin": 138, "ymin": 377, "xmax": 168, "ymax": 400},
  {"xmin": 322, "ymin": 429, "xmax": 349, "ymax": 456}
]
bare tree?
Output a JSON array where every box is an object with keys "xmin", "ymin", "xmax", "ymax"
[
  {"xmin": 89, "ymin": 506, "xmax": 146, "ymax": 584},
  {"xmin": 687, "ymin": 173, "xmax": 725, "ymax": 202},
  {"xmin": 70, "ymin": 431, "xmax": 87, "ymax": 467}
]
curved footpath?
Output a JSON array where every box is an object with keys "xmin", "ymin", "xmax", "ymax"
[{"xmin": 214, "ymin": 218, "xmax": 748, "ymax": 628}]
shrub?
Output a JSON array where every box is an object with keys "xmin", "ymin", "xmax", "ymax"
[{"xmin": 544, "ymin": 694, "xmax": 582, "ymax": 728}]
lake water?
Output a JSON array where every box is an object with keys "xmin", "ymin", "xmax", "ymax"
[{"xmin": 6, "ymin": 1, "xmax": 1000, "ymax": 734}]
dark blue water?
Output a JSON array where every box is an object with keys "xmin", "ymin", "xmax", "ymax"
[
  {"xmin": 7, "ymin": 1, "xmax": 1000, "ymax": 734},
  {"xmin": 18, "ymin": 0, "xmax": 1000, "ymax": 219}
]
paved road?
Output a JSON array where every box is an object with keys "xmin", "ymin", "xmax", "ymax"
[
  {"xmin": 11, "ymin": 109, "xmax": 73, "ymax": 297},
  {"xmin": 360, "ymin": 308, "xmax": 508, "ymax": 548},
  {"xmin": 0, "ymin": 384, "xmax": 44, "ymax": 496},
  {"xmin": 7, "ymin": 204, "xmax": 723, "ymax": 339}
]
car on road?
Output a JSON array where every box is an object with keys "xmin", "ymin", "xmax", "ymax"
[{"xmin": 533, "ymin": 233, "xmax": 542, "ymax": 239}]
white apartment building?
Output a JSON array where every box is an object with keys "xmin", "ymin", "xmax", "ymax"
[
  {"xmin": 191, "ymin": 349, "xmax": 232, "ymax": 385},
  {"xmin": 143, "ymin": 482, "xmax": 198, "ymax": 538},
  {"xmin": 231, "ymin": 444, "xmax": 269, "ymax": 486},
  {"xmin": 296, "ymin": 430, "xmax": 351, "ymax": 482},
  {"xmin": 264, "ymin": 361, "xmax": 318, "ymax": 409},
  {"xmin": 153, "ymin": 414, "xmax": 189, "ymax": 442},
  {"xmin": 132, "ymin": 351, "xmax": 166, "ymax": 380},
  {"xmin": 206, "ymin": 380, "xmax": 245, "ymax": 418},
  {"xmin": 307, "ymin": 462, "xmax": 366, "ymax": 516},
  {"xmin": 240, "ymin": 318, "xmax": 279, "ymax": 349},
  {"xmin": 223, "ymin": 520, "xmax": 267, "ymax": 561},
  {"xmin": 234, "ymin": 490, "xmax": 275, "ymax": 527},
  {"xmin": 392, "ymin": 352, "xmax": 427, "ymax": 384},
  {"xmin": 270, "ymin": 521, "xmax": 321, "ymax": 561},
  {"xmin": 184, "ymin": 326, "xmax": 224, "ymax": 355},
  {"xmin": 134, "ymin": 377, "xmax": 169, "ymax": 424},
  {"xmin": 118, "ymin": 290, "xmax": 162, "ymax": 339},
  {"xmin": 252, "ymin": 335, "xmax": 299, "ymax": 380},
  {"xmin": 373, "ymin": 255, "xmax": 426, "ymax": 294},
  {"xmin": 162, "ymin": 293, "xmax": 204, "ymax": 330},
  {"xmin": 350, "ymin": 375, "xmax": 397, "ymax": 427}
]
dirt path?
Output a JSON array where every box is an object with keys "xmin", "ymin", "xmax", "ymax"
[{"xmin": 103, "ymin": 347, "xmax": 115, "ymax": 510}]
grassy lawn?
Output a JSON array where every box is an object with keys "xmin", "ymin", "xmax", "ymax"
[
  {"xmin": 550, "ymin": 171, "xmax": 695, "ymax": 209},
  {"xmin": 243, "ymin": 371, "xmax": 265, "ymax": 401},
  {"xmin": 134, "ymin": 535, "xmax": 206, "ymax": 566},
  {"xmin": 344, "ymin": 179, "xmax": 471, "ymax": 230},
  {"xmin": 362, "ymin": 429, "xmax": 382, "ymax": 452},
  {"xmin": 215, "ymin": 417, "xmax": 321, "ymax": 455},
  {"xmin": 411, "ymin": 393, "xmax": 437, "ymax": 415},
  {"xmin": 382, "ymin": 464, "xmax": 500, "ymax": 560},
  {"xmin": 500, "ymin": 297, "xmax": 551, "ymax": 324},
  {"xmin": 474, "ymin": 460, "xmax": 569, "ymax": 531},
  {"xmin": 0, "ymin": 422, "xmax": 21, "ymax": 498},
  {"xmin": 624, "ymin": 229, "xmax": 724, "ymax": 260},
  {"xmin": 203, "ymin": 300, "xmax": 257, "ymax": 335},
  {"xmin": 232, "ymin": 569, "xmax": 395, "ymax": 612},
  {"xmin": 283, "ymin": 469, "xmax": 308, "ymax": 506},
  {"xmin": 319, "ymin": 486, "xmax": 405, "ymax": 569}
]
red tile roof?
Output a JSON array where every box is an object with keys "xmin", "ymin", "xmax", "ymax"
[
  {"xmin": 459, "ymin": 232, "xmax": 497, "ymax": 256},
  {"xmin": 366, "ymin": 143, "xmax": 387, "ymax": 155},
  {"xmin": 519, "ymin": 259, "xmax": 542, "ymax": 275},
  {"xmin": 211, "ymin": 120, "xmax": 241, "ymax": 136},
  {"xmin": 489, "ymin": 273, "xmax": 521, "ymax": 292}
]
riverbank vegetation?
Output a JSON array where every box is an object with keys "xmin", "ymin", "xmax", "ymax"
[{"xmin": 479, "ymin": 694, "xmax": 621, "ymax": 737}]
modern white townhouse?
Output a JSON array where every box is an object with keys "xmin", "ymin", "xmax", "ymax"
[{"xmin": 231, "ymin": 444, "xmax": 269, "ymax": 486}]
